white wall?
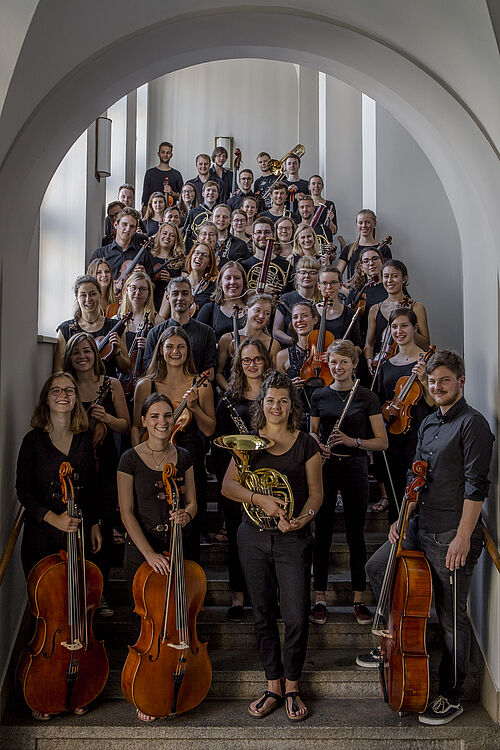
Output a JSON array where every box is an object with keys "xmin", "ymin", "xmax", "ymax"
[{"xmin": 376, "ymin": 104, "xmax": 463, "ymax": 353}]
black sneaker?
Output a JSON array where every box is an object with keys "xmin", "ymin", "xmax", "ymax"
[
  {"xmin": 418, "ymin": 695, "xmax": 463, "ymax": 725},
  {"xmin": 355, "ymin": 648, "xmax": 381, "ymax": 668},
  {"xmin": 309, "ymin": 603, "xmax": 328, "ymax": 625}
]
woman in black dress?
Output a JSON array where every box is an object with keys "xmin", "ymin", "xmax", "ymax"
[
  {"xmin": 223, "ymin": 371, "xmax": 323, "ymax": 721},
  {"xmin": 16, "ymin": 372, "xmax": 102, "ymax": 579},
  {"xmin": 63, "ymin": 332, "xmax": 130, "ymax": 614},
  {"xmin": 214, "ymin": 339, "xmax": 273, "ymax": 621},
  {"xmin": 197, "ymin": 260, "xmax": 248, "ymax": 341},
  {"xmin": 376, "ymin": 307, "xmax": 434, "ymax": 520},
  {"xmin": 118, "ymin": 392, "xmax": 196, "ymax": 722},
  {"xmin": 54, "ymin": 274, "xmax": 130, "ymax": 375},
  {"xmin": 132, "ymin": 326, "xmax": 215, "ymax": 559},
  {"xmin": 309, "ymin": 340, "xmax": 387, "ymax": 626}
]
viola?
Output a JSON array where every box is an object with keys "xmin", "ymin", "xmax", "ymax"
[
  {"xmin": 300, "ymin": 296, "xmax": 335, "ymax": 387},
  {"xmin": 381, "ymin": 346, "xmax": 436, "ymax": 434},
  {"xmin": 373, "ymin": 460, "xmax": 432, "ymax": 714},
  {"xmin": 114, "ymin": 237, "xmax": 154, "ymax": 296},
  {"xmin": 121, "ymin": 463, "xmax": 212, "ymax": 717},
  {"xmin": 18, "ymin": 462, "xmax": 108, "ymax": 716},
  {"xmin": 96, "ymin": 312, "xmax": 132, "ymax": 360},
  {"xmin": 189, "ymin": 273, "xmax": 217, "ymax": 317}
]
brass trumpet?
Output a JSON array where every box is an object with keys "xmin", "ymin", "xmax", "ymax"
[{"xmin": 214, "ymin": 434, "xmax": 294, "ymax": 531}]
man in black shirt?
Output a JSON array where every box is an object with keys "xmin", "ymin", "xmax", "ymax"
[
  {"xmin": 90, "ymin": 207, "xmax": 155, "ymax": 280},
  {"xmin": 242, "ymin": 217, "xmax": 291, "ymax": 295},
  {"xmin": 144, "ymin": 277, "xmax": 217, "ymax": 379},
  {"xmin": 356, "ymin": 351, "xmax": 494, "ymax": 726},
  {"xmin": 210, "ymin": 146, "xmax": 233, "ymax": 203},
  {"xmin": 141, "ymin": 141, "xmax": 183, "ymax": 209},
  {"xmin": 227, "ymin": 169, "xmax": 256, "ymax": 211},
  {"xmin": 283, "ymin": 154, "xmax": 309, "ymax": 195},
  {"xmin": 254, "ymin": 151, "xmax": 276, "ymax": 210},
  {"xmin": 189, "ymin": 153, "xmax": 223, "ymax": 204},
  {"xmin": 259, "ymin": 182, "xmax": 300, "ymax": 225}
]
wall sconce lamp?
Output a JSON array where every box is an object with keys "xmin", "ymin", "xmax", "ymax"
[{"xmin": 95, "ymin": 116, "xmax": 111, "ymax": 180}]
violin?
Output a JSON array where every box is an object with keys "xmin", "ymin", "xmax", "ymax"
[
  {"xmin": 87, "ymin": 376, "xmax": 112, "ymax": 451},
  {"xmin": 96, "ymin": 312, "xmax": 132, "ymax": 360},
  {"xmin": 18, "ymin": 462, "xmax": 108, "ymax": 716},
  {"xmin": 350, "ymin": 280, "xmax": 378, "ymax": 317},
  {"xmin": 121, "ymin": 463, "xmax": 212, "ymax": 717},
  {"xmin": 162, "ymin": 176, "xmax": 175, "ymax": 207},
  {"xmin": 300, "ymin": 296, "xmax": 335, "ymax": 387},
  {"xmin": 169, "ymin": 371, "xmax": 210, "ymax": 445},
  {"xmin": 114, "ymin": 236, "xmax": 154, "ymax": 296},
  {"xmin": 189, "ymin": 272, "xmax": 217, "ymax": 317},
  {"xmin": 120, "ymin": 312, "xmax": 154, "ymax": 396},
  {"xmin": 373, "ymin": 460, "xmax": 431, "ymax": 714},
  {"xmin": 381, "ymin": 346, "xmax": 436, "ymax": 434}
]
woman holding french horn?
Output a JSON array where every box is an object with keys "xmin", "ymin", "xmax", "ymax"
[{"xmin": 221, "ymin": 370, "xmax": 322, "ymax": 722}]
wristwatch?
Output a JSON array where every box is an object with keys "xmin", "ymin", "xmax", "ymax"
[{"xmin": 356, "ymin": 437, "xmax": 363, "ymax": 448}]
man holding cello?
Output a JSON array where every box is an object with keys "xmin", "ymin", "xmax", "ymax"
[{"xmin": 356, "ymin": 350, "xmax": 494, "ymax": 726}]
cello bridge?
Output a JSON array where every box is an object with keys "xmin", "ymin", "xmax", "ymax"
[{"xmin": 61, "ymin": 639, "xmax": 83, "ymax": 651}]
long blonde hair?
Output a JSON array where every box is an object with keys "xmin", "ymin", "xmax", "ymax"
[
  {"xmin": 151, "ymin": 221, "xmax": 185, "ymax": 266},
  {"xmin": 118, "ymin": 271, "xmax": 157, "ymax": 320},
  {"xmin": 292, "ymin": 223, "xmax": 320, "ymax": 259}
]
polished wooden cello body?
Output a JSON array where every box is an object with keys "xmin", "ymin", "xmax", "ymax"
[
  {"xmin": 121, "ymin": 462, "xmax": 212, "ymax": 717},
  {"xmin": 18, "ymin": 462, "xmax": 108, "ymax": 716},
  {"xmin": 372, "ymin": 460, "xmax": 432, "ymax": 714}
]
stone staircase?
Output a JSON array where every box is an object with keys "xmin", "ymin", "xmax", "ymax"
[{"xmin": 2, "ymin": 493, "xmax": 498, "ymax": 749}]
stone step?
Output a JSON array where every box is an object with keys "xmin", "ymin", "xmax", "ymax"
[
  {"xmin": 99, "ymin": 646, "xmax": 480, "ymax": 701},
  {"xmin": 2, "ymin": 698, "xmax": 497, "ymax": 750},
  {"xmin": 200, "ymin": 532, "xmax": 388, "ymax": 567}
]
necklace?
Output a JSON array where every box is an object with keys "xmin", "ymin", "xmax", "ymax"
[
  {"xmin": 146, "ymin": 442, "xmax": 170, "ymax": 469},
  {"xmin": 333, "ymin": 386, "xmax": 353, "ymax": 404}
]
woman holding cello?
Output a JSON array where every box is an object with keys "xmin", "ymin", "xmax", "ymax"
[
  {"xmin": 375, "ymin": 308, "xmax": 435, "ymax": 521},
  {"xmin": 132, "ymin": 327, "xmax": 215, "ymax": 559},
  {"xmin": 118, "ymin": 392, "xmax": 198, "ymax": 721},
  {"xmin": 54, "ymin": 274, "xmax": 130, "ymax": 376},
  {"xmin": 63, "ymin": 333, "xmax": 130, "ymax": 614},
  {"xmin": 16, "ymin": 372, "xmax": 103, "ymax": 719},
  {"xmin": 309, "ymin": 340, "xmax": 387, "ymax": 626}
]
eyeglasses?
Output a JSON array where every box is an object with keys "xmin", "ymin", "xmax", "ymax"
[
  {"xmin": 129, "ymin": 285, "xmax": 149, "ymax": 294},
  {"xmin": 362, "ymin": 257, "xmax": 380, "ymax": 264},
  {"xmin": 297, "ymin": 270, "xmax": 318, "ymax": 276},
  {"xmin": 49, "ymin": 386, "xmax": 76, "ymax": 396},
  {"xmin": 319, "ymin": 280, "xmax": 340, "ymax": 287},
  {"xmin": 241, "ymin": 356, "xmax": 265, "ymax": 366}
]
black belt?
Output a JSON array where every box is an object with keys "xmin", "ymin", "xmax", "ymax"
[{"xmin": 150, "ymin": 524, "xmax": 169, "ymax": 533}]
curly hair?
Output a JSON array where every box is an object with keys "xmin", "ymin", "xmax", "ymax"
[
  {"xmin": 250, "ymin": 370, "xmax": 303, "ymax": 432},
  {"xmin": 226, "ymin": 339, "xmax": 273, "ymax": 401}
]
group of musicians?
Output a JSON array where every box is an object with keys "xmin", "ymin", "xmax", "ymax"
[{"xmin": 15, "ymin": 142, "xmax": 494, "ymax": 726}]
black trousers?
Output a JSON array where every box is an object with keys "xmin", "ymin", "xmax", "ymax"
[
  {"xmin": 238, "ymin": 521, "xmax": 312, "ymax": 681},
  {"xmin": 213, "ymin": 446, "xmax": 246, "ymax": 593},
  {"xmin": 313, "ymin": 455, "xmax": 369, "ymax": 592}
]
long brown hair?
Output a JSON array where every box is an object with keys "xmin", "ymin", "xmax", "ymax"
[
  {"xmin": 144, "ymin": 326, "xmax": 197, "ymax": 382},
  {"xmin": 86, "ymin": 258, "xmax": 117, "ymax": 308},
  {"xmin": 144, "ymin": 191, "xmax": 167, "ymax": 220},
  {"xmin": 63, "ymin": 333, "xmax": 105, "ymax": 379},
  {"xmin": 184, "ymin": 242, "xmax": 218, "ymax": 278},
  {"xmin": 31, "ymin": 372, "xmax": 89, "ymax": 433},
  {"xmin": 226, "ymin": 339, "xmax": 273, "ymax": 401},
  {"xmin": 211, "ymin": 260, "xmax": 248, "ymax": 304},
  {"xmin": 72, "ymin": 275, "xmax": 101, "ymax": 321}
]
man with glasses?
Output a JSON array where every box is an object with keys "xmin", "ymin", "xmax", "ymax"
[
  {"xmin": 242, "ymin": 218, "xmax": 291, "ymax": 297},
  {"xmin": 227, "ymin": 169, "xmax": 257, "ymax": 211}
]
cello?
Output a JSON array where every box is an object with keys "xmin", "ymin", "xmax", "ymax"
[
  {"xmin": 372, "ymin": 460, "xmax": 432, "ymax": 714},
  {"xmin": 18, "ymin": 461, "xmax": 108, "ymax": 717},
  {"xmin": 121, "ymin": 462, "xmax": 212, "ymax": 717},
  {"xmin": 381, "ymin": 345, "xmax": 436, "ymax": 434}
]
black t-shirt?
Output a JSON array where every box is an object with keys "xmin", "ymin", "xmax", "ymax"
[
  {"xmin": 197, "ymin": 302, "xmax": 246, "ymax": 341},
  {"xmin": 242, "ymin": 254, "xmax": 292, "ymax": 295},
  {"xmin": 118, "ymin": 446, "xmax": 192, "ymax": 545},
  {"xmin": 215, "ymin": 396, "xmax": 253, "ymax": 437},
  {"xmin": 283, "ymin": 178, "xmax": 309, "ymax": 195},
  {"xmin": 227, "ymin": 190, "xmax": 257, "ymax": 212},
  {"xmin": 346, "ymin": 283, "xmax": 388, "ymax": 336},
  {"xmin": 141, "ymin": 166, "xmax": 184, "ymax": 206},
  {"xmin": 249, "ymin": 431, "xmax": 319, "ymax": 516},
  {"xmin": 340, "ymin": 242, "xmax": 392, "ymax": 279},
  {"xmin": 210, "ymin": 166, "xmax": 233, "ymax": 203},
  {"xmin": 310, "ymin": 385, "xmax": 381, "ymax": 457},
  {"xmin": 321, "ymin": 305, "xmax": 363, "ymax": 349}
]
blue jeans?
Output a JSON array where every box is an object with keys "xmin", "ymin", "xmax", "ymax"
[{"xmin": 366, "ymin": 516, "xmax": 483, "ymax": 701}]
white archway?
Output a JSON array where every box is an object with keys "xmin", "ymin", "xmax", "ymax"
[{"xmin": 0, "ymin": 5, "xmax": 498, "ymax": 707}]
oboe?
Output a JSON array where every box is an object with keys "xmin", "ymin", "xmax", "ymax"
[{"xmin": 216, "ymin": 388, "xmax": 249, "ymax": 434}]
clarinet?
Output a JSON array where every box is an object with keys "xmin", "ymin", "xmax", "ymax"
[
  {"xmin": 216, "ymin": 387, "xmax": 249, "ymax": 434},
  {"xmin": 325, "ymin": 379, "xmax": 361, "ymax": 456}
]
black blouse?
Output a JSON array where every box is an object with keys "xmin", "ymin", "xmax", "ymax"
[{"xmin": 310, "ymin": 385, "xmax": 381, "ymax": 457}]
